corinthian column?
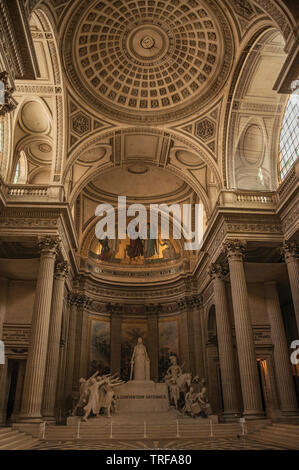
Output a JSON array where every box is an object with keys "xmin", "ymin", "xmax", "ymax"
[
  {"xmin": 265, "ymin": 281, "xmax": 298, "ymax": 415},
  {"xmin": 72, "ymin": 295, "xmax": 92, "ymax": 391},
  {"xmin": 282, "ymin": 241, "xmax": 299, "ymax": 332},
  {"xmin": 146, "ymin": 304, "xmax": 161, "ymax": 382},
  {"xmin": 208, "ymin": 263, "xmax": 239, "ymax": 419},
  {"xmin": 189, "ymin": 296, "xmax": 205, "ymax": 379},
  {"xmin": 19, "ymin": 237, "xmax": 59, "ymax": 422},
  {"xmin": 109, "ymin": 304, "xmax": 123, "ymax": 375},
  {"xmin": 224, "ymin": 240, "xmax": 264, "ymax": 418},
  {"xmin": 63, "ymin": 295, "xmax": 78, "ymax": 407},
  {"xmin": 42, "ymin": 261, "xmax": 69, "ymax": 421}
]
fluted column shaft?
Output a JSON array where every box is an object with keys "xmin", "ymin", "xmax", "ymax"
[
  {"xmin": 19, "ymin": 238, "xmax": 58, "ymax": 422},
  {"xmin": 282, "ymin": 241, "xmax": 299, "ymax": 332},
  {"xmin": 225, "ymin": 241, "xmax": 264, "ymax": 418},
  {"xmin": 265, "ymin": 281, "xmax": 298, "ymax": 414},
  {"xmin": 147, "ymin": 313, "xmax": 159, "ymax": 382},
  {"xmin": 110, "ymin": 311, "xmax": 122, "ymax": 374},
  {"xmin": 179, "ymin": 304, "xmax": 190, "ymax": 370},
  {"xmin": 209, "ymin": 264, "xmax": 239, "ymax": 418},
  {"xmin": 0, "ymin": 277, "xmax": 8, "ymax": 424},
  {"xmin": 72, "ymin": 296, "xmax": 91, "ymax": 391},
  {"xmin": 63, "ymin": 297, "xmax": 78, "ymax": 405},
  {"xmin": 55, "ymin": 303, "xmax": 69, "ymax": 421},
  {"xmin": 0, "ymin": 277, "xmax": 8, "ymax": 339},
  {"xmin": 42, "ymin": 262, "xmax": 68, "ymax": 420},
  {"xmin": 191, "ymin": 299, "xmax": 205, "ymax": 379}
]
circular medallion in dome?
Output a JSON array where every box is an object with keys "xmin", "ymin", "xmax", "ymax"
[{"xmin": 64, "ymin": 0, "xmax": 233, "ymax": 123}]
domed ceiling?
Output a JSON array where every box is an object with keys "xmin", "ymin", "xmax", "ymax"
[
  {"xmin": 63, "ymin": 0, "xmax": 233, "ymax": 123},
  {"xmin": 89, "ymin": 165, "xmax": 187, "ymax": 199}
]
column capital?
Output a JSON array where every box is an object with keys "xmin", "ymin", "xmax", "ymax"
[
  {"xmin": 107, "ymin": 303, "xmax": 124, "ymax": 315},
  {"xmin": 224, "ymin": 239, "xmax": 246, "ymax": 262},
  {"xmin": 146, "ymin": 303, "xmax": 162, "ymax": 315},
  {"xmin": 75, "ymin": 294, "xmax": 92, "ymax": 310},
  {"xmin": 177, "ymin": 299, "xmax": 187, "ymax": 311},
  {"xmin": 281, "ymin": 240, "xmax": 298, "ymax": 263},
  {"xmin": 67, "ymin": 293, "xmax": 92, "ymax": 309},
  {"xmin": 208, "ymin": 262, "xmax": 228, "ymax": 280},
  {"xmin": 38, "ymin": 237, "xmax": 60, "ymax": 257},
  {"xmin": 54, "ymin": 261, "xmax": 69, "ymax": 280}
]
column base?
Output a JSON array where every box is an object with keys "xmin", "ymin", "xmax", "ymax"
[
  {"xmin": 281, "ymin": 409, "xmax": 299, "ymax": 418},
  {"xmin": 17, "ymin": 414, "xmax": 44, "ymax": 423},
  {"xmin": 243, "ymin": 410, "xmax": 266, "ymax": 420},
  {"xmin": 222, "ymin": 411, "xmax": 242, "ymax": 422},
  {"xmin": 42, "ymin": 415, "xmax": 57, "ymax": 423}
]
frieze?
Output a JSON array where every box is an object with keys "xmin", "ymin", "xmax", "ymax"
[{"xmin": 3, "ymin": 323, "xmax": 31, "ymax": 349}]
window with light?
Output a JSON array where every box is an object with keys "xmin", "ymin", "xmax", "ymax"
[{"xmin": 279, "ymin": 92, "xmax": 299, "ymax": 181}]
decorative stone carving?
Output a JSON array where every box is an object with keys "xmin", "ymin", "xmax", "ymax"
[
  {"xmin": 71, "ymin": 112, "xmax": 91, "ymax": 136},
  {"xmin": 281, "ymin": 240, "xmax": 298, "ymax": 262},
  {"xmin": 231, "ymin": 0, "xmax": 255, "ymax": 20},
  {"xmin": 0, "ymin": 71, "xmax": 17, "ymax": 116},
  {"xmin": 38, "ymin": 237, "xmax": 60, "ymax": 255},
  {"xmin": 63, "ymin": 0, "xmax": 233, "ymax": 123},
  {"xmin": 195, "ymin": 118, "xmax": 215, "ymax": 141},
  {"xmin": 224, "ymin": 239, "xmax": 246, "ymax": 261},
  {"xmin": 208, "ymin": 263, "xmax": 228, "ymax": 280},
  {"xmin": 54, "ymin": 261, "xmax": 69, "ymax": 280}
]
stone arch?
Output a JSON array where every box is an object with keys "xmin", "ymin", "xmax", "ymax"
[
  {"xmin": 10, "ymin": 96, "xmax": 53, "ymax": 185},
  {"xmin": 63, "ymin": 127, "xmax": 222, "ymax": 217},
  {"xmin": 225, "ymin": 26, "xmax": 288, "ymax": 190},
  {"xmin": 28, "ymin": 7, "xmax": 66, "ymax": 183}
]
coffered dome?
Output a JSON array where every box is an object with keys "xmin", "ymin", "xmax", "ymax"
[{"xmin": 63, "ymin": 0, "xmax": 233, "ymax": 123}]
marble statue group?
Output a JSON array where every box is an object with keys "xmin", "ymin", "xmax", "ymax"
[
  {"xmin": 71, "ymin": 337, "xmax": 211, "ymax": 421},
  {"xmin": 164, "ymin": 355, "xmax": 212, "ymax": 418},
  {"xmin": 72, "ymin": 371, "xmax": 124, "ymax": 421}
]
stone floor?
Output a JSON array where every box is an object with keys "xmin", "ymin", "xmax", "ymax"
[
  {"xmin": 9, "ymin": 411, "xmax": 299, "ymax": 450},
  {"xmin": 30, "ymin": 437, "xmax": 284, "ymax": 450}
]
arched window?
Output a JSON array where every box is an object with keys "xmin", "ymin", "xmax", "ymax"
[
  {"xmin": 279, "ymin": 92, "xmax": 299, "ymax": 181},
  {"xmin": 13, "ymin": 151, "xmax": 28, "ymax": 184},
  {"xmin": 13, "ymin": 161, "xmax": 20, "ymax": 184}
]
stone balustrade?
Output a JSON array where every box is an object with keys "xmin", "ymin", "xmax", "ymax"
[
  {"xmin": 217, "ymin": 190, "xmax": 277, "ymax": 208},
  {"xmin": 0, "ymin": 178, "xmax": 65, "ymax": 202}
]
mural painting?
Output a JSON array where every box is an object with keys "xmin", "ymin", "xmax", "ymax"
[
  {"xmin": 158, "ymin": 317, "xmax": 179, "ymax": 381},
  {"xmin": 88, "ymin": 317, "xmax": 110, "ymax": 376},
  {"xmin": 89, "ymin": 230, "xmax": 179, "ymax": 266}
]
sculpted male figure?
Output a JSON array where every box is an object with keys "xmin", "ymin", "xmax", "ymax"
[
  {"xmin": 164, "ymin": 356, "xmax": 182, "ymax": 409},
  {"xmin": 72, "ymin": 370, "xmax": 99, "ymax": 416},
  {"xmin": 82, "ymin": 375, "xmax": 106, "ymax": 421}
]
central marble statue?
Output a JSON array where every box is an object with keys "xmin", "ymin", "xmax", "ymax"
[{"xmin": 130, "ymin": 337, "xmax": 150, "ymax": 381}]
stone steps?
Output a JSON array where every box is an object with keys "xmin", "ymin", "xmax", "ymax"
[
  {"xmin": 0, "ymin": 427, "xmax": 39, "ymax": 450},
  {"xmin": 248, "ymin": 423, "xmax": 299, "ymax": 450},
  {"xmin": 33, "ymin": 419, "xmax": 268, "ymax": 441}
]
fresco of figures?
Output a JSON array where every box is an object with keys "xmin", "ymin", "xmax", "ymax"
[
  {"xmin": 89, "ymin": 230, "xmax": 180, "ymax": 266},
  {"xmin": 89, "ymin": 318, "xmax": 110, "ymax": 376}
]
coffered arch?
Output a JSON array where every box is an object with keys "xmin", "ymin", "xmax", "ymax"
[
  {"xmin": 225, "ymin": 27, "xmax": 288, "ymax": 191},
  {"xmin": 63, "ymin": 127, "xmax": 222, "ymax": 217}
]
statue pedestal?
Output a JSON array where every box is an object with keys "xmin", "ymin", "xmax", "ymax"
[{"xmin": 115, "ymin": 380, "xmax": 169, "ymax": 413}]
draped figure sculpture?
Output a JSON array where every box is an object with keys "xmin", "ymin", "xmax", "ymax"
[{"xmin": 130, "ymin": 337, "xmax": 150, "ymax": 380}]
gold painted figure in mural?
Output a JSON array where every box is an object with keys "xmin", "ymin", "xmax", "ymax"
[{"xmin": 130, "ymin": 337, "xmax": 150, "ymax": 381}]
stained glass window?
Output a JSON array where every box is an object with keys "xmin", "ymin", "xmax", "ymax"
[{"xmin": 279, "ymin": 93, "xmax": 299, "ymax": 180}]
